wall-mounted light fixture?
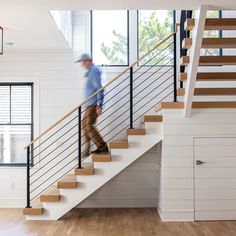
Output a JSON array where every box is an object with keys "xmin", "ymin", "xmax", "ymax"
[{"xmin": 0, "ymin": 26, "xmax": 3, "ymax": 55}]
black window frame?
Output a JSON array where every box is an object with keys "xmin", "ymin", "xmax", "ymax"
[
  {"xmin": 137, "ymin": 10, "xmax": 176, "ymax": 67},
  {"xmin": 0, "ymin": 82, "xmax": 34, "ymax": 167},
  {"xmin": 90, "ymin": 10, "xmax": 130, "ymax": 67}
]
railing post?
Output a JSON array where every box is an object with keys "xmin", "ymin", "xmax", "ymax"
[
  {"xmin": 78, "ymin": 106, "xmax": 82, "ymax": 169},
  {"xmin": 129, "ymin": 66, "xmax": 133, "ymax": 129},
  {"xmin": 26, "ymin": 146, "xmax": 31, "ymax": 208},
  {"xmin": 173, "ymin": 28, "xmax": 177, "ymax": 102}
]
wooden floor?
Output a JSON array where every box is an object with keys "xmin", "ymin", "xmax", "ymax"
[{"xmin": 1, "ymin": 208, "xmax": 236, "ymax": 236}]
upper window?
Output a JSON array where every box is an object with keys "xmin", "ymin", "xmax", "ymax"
[
  {"xmin": 91, "ymin": 10, "xmax": 129, "ymax": 66},
  {"xmin": 138, "ymin": 10, "xmax": 174, "ymax": 65},
  {"xmin": 0, "ymin": 83, "xmax": 33, "ymax": 165}
]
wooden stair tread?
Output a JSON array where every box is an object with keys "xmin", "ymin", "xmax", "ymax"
[
  {"xmin": 156, "ymin": 102, "xmax": 184, "ymax": 112},
  {"xmin": 182, "ymin": 38, "xmax": 192, "ymax": 49},
  {"xmin": 192, "ymin": 102, "xmax": 236, "ymax": 109},
  {"xmin": 141, "ymin": 115, "xmax": 163, "ymax": 123},
  {"xmin": 183, "ymin": 38, "xmax": 236, "ymax": 49},
  {"xmin": 202, "ymin": 38, "xmax": 236, "ymax": 48},
  {"xmin": 185, "ymin": 18, "xmax": 195, "ymax": 31},
  {"xmin": 179, "ymin": 72, "xmax": 236, "ymax": 81},
  {"xmin": 57, "ymin": 174, "xmax": 77, "ymax": 189},
  {"xmin": 109, "ymin": 140, "xmax": 128, "ymax": 149},
  {"xmin": 185, "ymin": 18, "xmax": 236, "ymax": 31},
  {"xmin": 127, "ymin": 128, "xmax": 145, "ymax": 135},
  {"xmin": 199, "ymin": 56, "xmax": 236, "ymax": 65},
  {"xmin": 181, "ymin": 56, "xmax": 236, "ymax": 66},
  {"xmin": 23, "ymin": 206, "xmax": 43, "ymax": 215},
  {"xmin": 178, "ymin": 88, "xmax": 236, "ymax": 96},
  {"xmin": 180, "ymin": 56, "xmax": 190, "ymax": 66},
  {"xmin": 92, "ymin": 153, "xmax": 112, "ymax": 162},
  {"xmin": 179, "ymin": 72, "xmax": 188, "ymax": 81},
  {"xmin": 40, "ymin": 188, "xmax": 60, "ymax": 202},
  {"xmin": 205, "ymin": 18, "xmax": 236, "ymax": 30},
  {"xmin": 75, "ymin": 163, "xmax": 94, "ymax": 175},
  {"xmin": 197, "ymin": 72, "xmax": 236, "ymax": 81}
]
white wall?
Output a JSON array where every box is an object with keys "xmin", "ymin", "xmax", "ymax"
[
  {"xmin": 159, "ymin": 108, "xmax": 236, "ymax": 221},
  {"xmin": 0, "ymin": 51, "xmax": 84, "ymax": 207},
  {"xmin": 79, "ymin": 143, "xmax": 161, "ymax": 208}
]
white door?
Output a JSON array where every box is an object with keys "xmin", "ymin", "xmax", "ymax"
[{"xmin": 194, "ymin": 137, "xmax": 236, "ymax": 220}]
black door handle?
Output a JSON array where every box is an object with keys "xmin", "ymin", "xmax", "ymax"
[{"xmin": 196, "ymin": 160, "xmax": 205, "ymax": 165}]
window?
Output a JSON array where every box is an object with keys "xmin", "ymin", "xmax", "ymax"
[
  {"xmin": 91, "ymin": 10, "xmax": 129, "ymax": 66},
  {"xmin": 138, "ymin": 10, "xmax": 175, "ymax": 65},
  {"xmin": 0, "ymin": 83, "xmax": 33, "ymax": 166}
]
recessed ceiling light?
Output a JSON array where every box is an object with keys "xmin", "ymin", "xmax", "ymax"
[{"xmin": 5, "ymin": 42, "xmax": 14, "ymax": 46}]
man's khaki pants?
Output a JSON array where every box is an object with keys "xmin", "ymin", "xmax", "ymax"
[{"xmin": 82, "ymin": 105, "xmax": 106, "ymax": 154}]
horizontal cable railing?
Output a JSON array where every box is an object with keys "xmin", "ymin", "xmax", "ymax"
[{"xmin": 25, "ymin": 26, "xmax": 179, "ymax": 208}]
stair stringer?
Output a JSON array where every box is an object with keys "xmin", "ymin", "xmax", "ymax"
[{"xmin": 26, "ymin": 122, "xmax": 162, "ymax": 220}]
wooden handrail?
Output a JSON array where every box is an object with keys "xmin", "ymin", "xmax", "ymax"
[{"xmin": 24, "ymin": 28, "xmax": 178, "ymax": 149}]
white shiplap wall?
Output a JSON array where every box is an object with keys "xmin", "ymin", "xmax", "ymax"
[
  {"xmin": 79, "ymin": 143, "xmax": 161, "ymax": 208},
  {"xmin": 159, "ymin": 108, "xmax": 236, "ymax": 221},
  {"xmin": 0, "ymin": 51, "xmax": 84, "ymax": 207}
]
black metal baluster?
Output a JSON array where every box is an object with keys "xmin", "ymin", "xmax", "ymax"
[
  {"xmin": 130, "ymin": 67, "xmax": 133, "ymax": 129},
  {"xmin": 173, "ymin": 27, "xmax": 177, "ymax": 102},
  {"xmin": 78, "ymin": 106, "xmax": 82, "ymax": 169},
  {"xmin": 26, "ymin": 146, "xmax": 31, "ymax": 208}
]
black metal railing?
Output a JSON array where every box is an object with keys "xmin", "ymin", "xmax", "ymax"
[
  {"xmin": 179, "ymin": 10, "xmax": 193, "ymax": 88},
  {"xmin": 25, "ymin": 31, "xmax": 178, "ymax": 209}
]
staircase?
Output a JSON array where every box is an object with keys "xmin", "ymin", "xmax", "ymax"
[
  {"xmin": 23, "ymin": 30, "xmax": 177, "ymax": 220},
  {"xmin": 23, "ymin": 9, "xmax": 236, "ymax": 221},
  {"xmin": 180, "ymin": 10, "xmax": 236, "ymax": 111}
]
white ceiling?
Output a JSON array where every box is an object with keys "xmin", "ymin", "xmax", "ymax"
[{"xmin": 0, "ymin": 0, "xmax": 236, "ymax": 52}]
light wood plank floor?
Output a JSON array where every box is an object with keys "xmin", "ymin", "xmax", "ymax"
[{"xmin": 0, "ymin": 208, "xmax": 236, "ymax": 236}]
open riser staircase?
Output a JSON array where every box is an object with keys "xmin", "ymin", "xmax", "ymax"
[{"xmin": 23, "ymin": 8, "xmax": 236, "ymax": 220}]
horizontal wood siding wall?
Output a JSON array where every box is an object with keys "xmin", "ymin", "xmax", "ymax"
[
  {"xmin": 79, "ymin": 143, "xmax": 161, "ymax": 208},
  {"xmin": 160, "ymin": 108, "xmax": 236, "ymax": 221}
]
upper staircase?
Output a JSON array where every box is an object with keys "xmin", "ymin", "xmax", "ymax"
[{"xmin": 180, "ymin": 8, "xmax": 236, "ymax": 111}]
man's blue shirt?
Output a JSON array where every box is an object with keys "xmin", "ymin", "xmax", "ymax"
[{"xmin": 84, "ymin": 64, "xmax": 104, "ymax": 108}]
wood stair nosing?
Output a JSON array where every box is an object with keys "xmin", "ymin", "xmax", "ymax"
[
  {"xmin": 179, "ymin": 72, "xmax": 236, "ymax": 81},
  {"xmin": 201, "ymin": 38, "xmax": 236, "ymax": 49},
  {"xmin": 182, "ymin": 38, "xmax": 192, "ymax": 49},
  {"xmin": 156, "ymin": 102, "xmax": 185, "ymax": 112},
  {"xmin": 182, "ymin": 38, "xmax": 236, "ymax": 49},
  {"xmin": 192, "ymin": 101, "xmax": 236, "ymax": 109},
  {"xmin": 180, "ymin": 56, "xmax": 190, "ymax": 66},
  {"xmin": 199, "ymin": 56, "xmax": 236, "ymax": 66},
  {"xmin": 184, "ymin": 18, "xmax": 195, "ymax": 31},
  {"xmin": 205, "ymin": 18, "xmax": 236, "ymax": 30},
  {"xmin": 178, "ymin": 88, "xmax": 236, "ymax": 96},
  {"xmin": 185, "ymin": 19, "xmax": 236, "ymax": 31},
  {"xmin": 142, "ymin": 115, "xmax": 163, "ymax": 123},
  {"xmin": 23, "ymin": 207, "xmax": 43, "ymax": 216},
  {"xmin": 180, "ymin": 56, "xmax": 236, "ymax": 66},
  {"xmin": 40, "ymin": 188, "xmax": 60, "ymax": 202},
  {"xmin": 178, "ymin": 72, "xmax": 188, "ymax": 81},
  {"xmin": 109, "ymin": 140, "xmax": 129, "ymax": 149},
  {"xmin": 75, "ymin": 163, "xmax": 94, "ymax": 175},
  {"xmin": 127, "ymin": 128, "xmax": 145, "ymax": 136},
  {"xmin": 57, "ymin": 175, "xmax": 77, "ymax": 189},
  {"xmin": 92, "ymin": 153, "xmax": 112, "ymax": 162}
]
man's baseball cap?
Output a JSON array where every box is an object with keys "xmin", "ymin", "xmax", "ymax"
[{"xmin": 76, "ymin": 53, "xmax": 92, "ymax": 63}]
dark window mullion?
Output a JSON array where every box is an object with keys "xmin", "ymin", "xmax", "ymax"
[{"xmin": 9, "ymin": 85, "xmax": 12, "ymax": 124}]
